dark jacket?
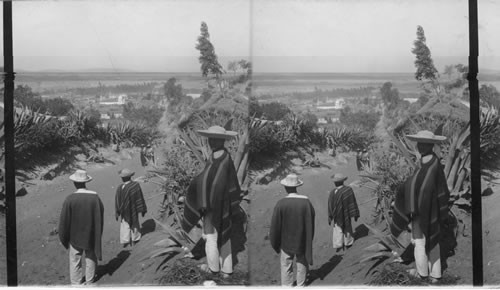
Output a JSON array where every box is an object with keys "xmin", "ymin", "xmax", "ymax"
[
  {"xmin": 270, "ymin": 195, "xmax": 315, "ymax": 265},
  {"xmin": 59, "ymin": 189, "xmax": 104, "ymax": 260}
]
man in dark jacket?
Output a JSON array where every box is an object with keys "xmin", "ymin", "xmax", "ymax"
[
  {"xmin": 391, "ymin": 130, "xmax": 450, "ymax": 283},
  {"xmin": 115, "ymin": 168, "xmax": 147, "ymax": 247},
  {"xmin": 270, "ymin": 174, "xmax": 315, "ymax": 286},
  {"xmin": 59, "ymin": 170, "xmax": 104, "ymax": 285}
]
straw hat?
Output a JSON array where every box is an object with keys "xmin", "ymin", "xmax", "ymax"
[
  {"xmin": 331, "ymin": 173, "xmax": 348, "ymax": 183},
  {"xmin": 406, "ymin": 130, "xmax": 447, "ymax": 144},
  {"xmin": 118, "ymin": 168, "xmax": 135, "ymax": 178},
  {"xmin": 280, "ymin": 174, "xmax": 304, "ymax": 187},
  {"xmin": 197, "ymin": 126, "xmax": 238, "ymax": 140},
  {"xmin": 69, "ymin": 170, "xmax": 92, "ymax": 183}
]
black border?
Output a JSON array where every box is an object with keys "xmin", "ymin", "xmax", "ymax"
[
  {"xmin": 2, "ymin": 0, "xmax": 483, "ymax": 286},
  {"xmin": 3, "ymin": 0, "xmax": 18, "ymax": 287}
]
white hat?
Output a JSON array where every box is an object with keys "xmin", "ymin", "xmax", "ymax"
[
  {"xmin": 197, "ymin": 126, "xmax": 238, "ymax": 140},
  {"xmin": 280, "ymin": 174, "xmax": 304, "ymax": 187},
  {"xmin": 118, "ymin": 168, "xmax": 135, "ymax": 178},
  {"xmin": 69, "ymin": 170, "xmax": 92, "ymax": 183},
  {"xmin": 406, "ymin": 130, "xmax": 447, "ymax": 144},
  {"xmin": 331, "ymin": 173, "xmax": 348, "ymax": 183}
]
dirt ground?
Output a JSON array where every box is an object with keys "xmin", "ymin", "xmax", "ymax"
[
  {"xmin": 1, "ymin": 149, "xmax": 498, "ymax": 286},
  {"xmin": 482, "ymin": 176, "xmax": 500, "ymax": 285},
  {"xmin": 12, "ymin": 147, "xmax": 247, "ymax": 286},
  {"xmin": 247, "ymin": 152, "xmax": 473, "ymax": 286}
]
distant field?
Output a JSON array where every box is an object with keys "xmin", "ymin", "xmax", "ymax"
[
  {"xmin": 15, "ymin": 72, "xmax": 206, "ymax": 93},
  {"xmin": 252, "ymin": 72, "xmax": 420, "ymax": 94},
  {"xmin": 11, "ymin": 71, "xmax": 500, "ymax": 96}
]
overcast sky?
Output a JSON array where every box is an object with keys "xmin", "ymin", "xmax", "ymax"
[{"xmin": 5, "ymin": 0, "xmax": 500, "ymax": 73}]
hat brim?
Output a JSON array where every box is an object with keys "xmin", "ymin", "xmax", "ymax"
[
  {"xmin": 119, "ymin": 172, "xmax": 135, "ymax": 178},
  {"xmin": 69, "ymin": 175, "xmax": 93, "ymax": 183},
  {"xmin": 406, "ymin": 135, "xmax": 447, "ymax": 144},
  {"xmin": 280, "ymin": 180, "xmax": 304, "ymax": 187},
  {"xmin": 197, "ymin": 130, "xmax": 238, "ymax": 139},
  {"xmin": 331, "ymin": 175, "xmax": 348, "ymax": 183}
]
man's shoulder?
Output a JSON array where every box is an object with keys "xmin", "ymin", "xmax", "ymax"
[
  {"xmin": 277, "ymin": 196, "xmax": 311, "ymax": 206},
  {"xmin": 66, "ymin": 191, "xmax": 100, "ymax": 201}
]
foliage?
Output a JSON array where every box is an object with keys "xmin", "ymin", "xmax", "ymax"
[
  {"xmin": 380, "ymin": 82, "xmax": 401, "ymax": 110},
  {"xmin": 443, "ymin": 64, "xmax": 468, "ymax": 97},
  {"xmin": 479, "ymin": 106, "xmax": 500, "ymax": 171},
  {"xmin": 14, "ymin": 85, "xmax": 74, "ymax": 116},
  {"xmin": 122, "ymin": 101, "xmax": 165, "ymax": 127},
  {"xmin": 325, "ymin": 125, "xmax": 376, "ymax": 152},
  {"xmin": 195, "ymin": 22, "xmax": 224, "ymax": 78},
  {"xmin": 257, "ymin": 86, "xmax": 376, "ymax": 101},
  {"xmin": 164, "ymin": 78, "xmax": 189, "ymax": 106},
  {"xmin": 479, "ymin": 84, "xmax": 500, "ymax": 108},
  {"xmin": 7, "ymin": 105, "xmax": 160, "ymax": 167},
  {"xmin": 411, "ymin": 25, "xmax": 438, "ymax": 82},
  {"xmin": 339, "ymin": 106, "xmax": 381, "ymax": 131},
  {"xmin": 153, "ymin": 146, "xmax": 202, "ymax": 216},
  {"xmin": 260, "ymin": 102, "xmax": 291, "ymax": 121},
  {"xmin": 249, "ymin": 96, "xmax": 262, "ymax": 117}
]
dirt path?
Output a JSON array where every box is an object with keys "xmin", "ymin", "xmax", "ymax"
[
  {"xmin": 247, "ymin": 152, "xmax": 473, "ymax": 286},
  {"xmin": 15, "ymin": 149, "xmax": 163, "ymax": 286}
]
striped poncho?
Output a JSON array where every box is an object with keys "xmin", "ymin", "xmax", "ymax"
[
  {"xmin": 391, "ymin": 154, "xmax": 450, "ymax": 252},
  {"xmin": 182, "ymin": 149, "xmax": 241, "ymax": 247},
  {"xmin": 328, "ymin": 186, "xmax": 360, "ymax": 234},
  {"xmin": 115, "ymin": 181, "xmax": 147, "ymax": 227}
]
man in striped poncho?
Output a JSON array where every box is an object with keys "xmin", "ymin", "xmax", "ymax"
[
  {"xmin": 115, "ymin": 168, "xmax": 147, "ymax": 247},
  {"xmin": 328, "ymin": 173, "xmax": 360, "ymax": 250},
  {"xmin": 181, "ymin": 126, "xmax": 241, "ymax": 278},
  {"xmin": 390, "ymin": 130, "xmax": 450, "ymax": 283}
]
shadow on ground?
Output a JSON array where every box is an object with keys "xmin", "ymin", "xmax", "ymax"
[
  {"xmin": 353, "ymin": 224, "xmax": 369, "ymax": 240},
  {"xmin": 306, "ymin": 255, "xmax": 343, "ymax": 285},
  {"xmin": 141, "ymin": 219, "xmax": 156, "ymax": 236},
  {"xmin": 95, "ymin": 250, "xmax": 131, "ymax": 281}
]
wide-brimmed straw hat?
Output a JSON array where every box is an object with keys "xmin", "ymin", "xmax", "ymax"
[
  {"xmin": 69, "ymin": 170, "xmax": 93, "ymax": 183},
  {"xmin": 406, "ymin": 130, "xmax": 447, "ymax": 144},
  {"xmin": 118, "ymin": 168, "xmax": 135, "ymax": 178},
  {"xmin": 197, "ymin": 126, "xmax": 238, "ymax": 140},
  {"xmin": 331, "ymin": 173, "xmax": 348, "ymax": 183},
  {"xmin": 280, "ymin": 174, "xmax": 304, "ymax": 187}
]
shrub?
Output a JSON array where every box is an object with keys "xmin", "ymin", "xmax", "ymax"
[{"xmin": 325, "ymin": 124, "xmax": 376, "ymax": 152}]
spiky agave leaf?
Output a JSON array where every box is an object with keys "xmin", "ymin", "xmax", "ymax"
[
  {"xmin": 140, "ymin": 247, "xmax": 183, "ymax": 262},
  {"xmin": 154, "ymin": 238, "xmax": 180, "ymax": 248}
]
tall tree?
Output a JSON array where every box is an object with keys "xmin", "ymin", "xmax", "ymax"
[
  {"xmin": 164, "ymin": 77, "xmax": 185, "ymax": 105},
  {"xmin": 380, "ymin": 82, "xmax": 400, "ymax": 110},
  {"xmin": 195, "ymin": 22, "xmax": 223, "ymax": 79},
  {"xmin": 227, "ymin": 61, "xmax": 239, "ymax": 76},
  {"xmin": 412, "ymin": 25, "xmax": 439, "ymax": 82}
]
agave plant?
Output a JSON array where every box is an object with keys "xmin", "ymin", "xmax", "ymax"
[{"xmin": 357, "ymin": 223, "xmax": 410, "ymax": 267}]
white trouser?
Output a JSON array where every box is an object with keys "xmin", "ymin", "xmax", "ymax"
[
  {"xmin": 120, "ymin": 218, "xmax": 141, "ymax": 245},
  {"xmin": 332, "ymin": 222, "xmax": 354, "ymax": 249},
  {"xmin": 280, "ymin": 249, "xmax": 308, "ymax": 287},
  {"xmin": 413, "ymin": 235, "xmax": 441, "ymax": 279},
  {"xmin": 203, "ymin": 213, "xmax": 233, "ymax": 274},
  {"xmin": 69, "ymin": 244, "xmax": 97, "ymax": 285}
]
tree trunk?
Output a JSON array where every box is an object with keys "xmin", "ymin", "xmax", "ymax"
[
  {"xmin": 447, "ymin": 152, "xmax": 463, "ymax": 190},
  {"xmin": 233, "ymin": 129, "xmax": 249, "ymax": 170},
  {"xmin": 237, "ymin": 150, "xmax": 249, "ymax": 185},
  {"xmin": 444, "ymin": 139, "xmax": 459, "ymax": 177},
  {"xmin": 453, "ymin": 168, "xmax": 468, "ymax": 193}
]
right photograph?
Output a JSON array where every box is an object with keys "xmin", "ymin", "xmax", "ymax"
[
  {"xmin": 247, "ymin": 0, "xmax": 481, "ymax": 286},
  {"xmin": 479, "ymin": 0, "xmax": 500, "ymax": 286}
]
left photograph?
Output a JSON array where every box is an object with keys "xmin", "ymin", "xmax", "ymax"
[{"xmin": 11, "ymin": 0, "xmax": 251, "ymax": 286}]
